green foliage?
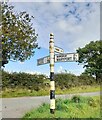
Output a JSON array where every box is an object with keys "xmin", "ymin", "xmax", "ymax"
[
  {"xmin": 71, "ymin": 95, "xmax": 81, "ymax": 103},
  {"xmin": 77, "ymin": 40, "xmax": 102, "ymax": 82},
  {"xmin": 56, "ymin": 99, "xmax": 69, "ymax": 112},
  {"xmin": 54, "ymin": 73, "xmax": 78, "ymax": 89},
  {"xmin": 2, "ymin": 70, "xmax": 47, "ymax": 91},
  {"xmin": 2, "ymin": 85, "xmax": 100, "ymax": 98},
  {"xmin": 37, "ymin": 103, "xmax": 49, "ymax": 113},
  {"xmin": 23, "ymin": 96, "xmax": 100, "ymax": 118},
  {"xmin": 2, "ymin": 70, "xmax": 99, "ymax": 97},
  {"xmin": 2, "ymin": 70, "xmax": 98, "ymax": 94},
  {"xmin": 71, "ymin": 95, "xmax": 90, "ymax": 104},
  {"xmin": 54, "ymin": 73, "xmax": 96, "ymax": 89},
  {"xmin": 1, "ymin": 2, "xmax": 38, "ymax": 66},
  {"xmin": 2, "ymin": 70, "xmax": 11, "ymax": 87},
  {"xmin": 78, "ymin": 74, "xmax": 97, "ymax": 85}
]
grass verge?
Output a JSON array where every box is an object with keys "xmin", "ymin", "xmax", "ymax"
[
  {"xmin": 22, "ymin": 96, "xmax": 100, "ymax": 119},
  {"xmin": 2, "ymin": 85, "xmax": 100, "ymax": 98}
]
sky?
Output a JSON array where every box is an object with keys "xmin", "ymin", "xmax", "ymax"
[{"xmin": 4, "ymin": 1, "xmax": 100, "ymax": 76}]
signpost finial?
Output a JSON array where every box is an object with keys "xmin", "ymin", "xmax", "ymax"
[{"xmin": 50, "ymin": 33, "xmax": 54, "ymax": 36}]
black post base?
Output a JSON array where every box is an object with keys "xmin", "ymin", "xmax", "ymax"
[{"xmin": 50, "ymin": 109, "xmax": 55, "ymax": 114}]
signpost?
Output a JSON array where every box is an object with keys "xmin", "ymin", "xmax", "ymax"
[
  {"xmin": 37, "ymin": 33, "xmax": 79, "ymax": 114},
  {"xmin": 49, "ymin": 33, "xmax": 55, "ymax": 114}
]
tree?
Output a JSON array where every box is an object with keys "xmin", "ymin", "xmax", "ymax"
[
  {"xmin": 77, "ymin": 40, "xmax": 102, "ymax": 82},
  {"xmin": 1, "ymin": 2, "xmax": 38, "ymax": 67}
]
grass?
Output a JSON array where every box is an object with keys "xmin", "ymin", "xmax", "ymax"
[
  {"xmin": 56, "ymin": 85, "xmax": 100, "ymax": 94},
  {"xmin": 22, "ymin": 96, "xmax": 100, "ymax": 119},
  {"xmin": 2, "ymin": 85, "xmax": 100, "ymax": 98}
]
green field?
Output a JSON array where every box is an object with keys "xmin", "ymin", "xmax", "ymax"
[
  {"xmin": 2, "ymin": 85, "xmax": 100, "ymax": 98},
  {"xmin": 22, "ymin": 96, "xmax": 100, "ymax": 119}
]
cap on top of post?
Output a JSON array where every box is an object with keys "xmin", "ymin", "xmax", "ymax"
[{"xmin": 50, "ymin": 33, "xmax": 54, "ymax": 36}]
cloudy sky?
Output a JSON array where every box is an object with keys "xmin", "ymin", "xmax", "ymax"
[{"xmin": 4, "ymin": 1, "xmax": 100, "ymax": 76}]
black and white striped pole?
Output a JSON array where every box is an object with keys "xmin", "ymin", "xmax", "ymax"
[
  {"xmin": 49, "ymin": 33, "xmax": 55, "ymax": 114},
  {"xmin": 37, "ymin": 33, "xmax": 79, "ymax": 114}
]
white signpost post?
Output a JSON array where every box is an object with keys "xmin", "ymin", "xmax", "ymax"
[{"xmin": 37, "ymin": 33, "xmax": 79, "ymax": 114}]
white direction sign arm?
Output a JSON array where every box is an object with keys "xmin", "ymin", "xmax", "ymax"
[
  {"xmin": 54, "ymin": 53, "xmax": 79, "ymax": 62},
  {"xmin": 54, "ymin": 46, "xmax": 64, "ymax": 53},
  {"xmin": 37, "ymin": 56, "xmax": 50, "ymax": 66}
]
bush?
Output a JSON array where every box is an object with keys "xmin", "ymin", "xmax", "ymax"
[
  {"xmin": 2, "ymin": 70, "xmax": 98, "ymax": 91},
  {"xmin": 56, "ymin": 98, "xmax": 69, "ymax": 111},
  {"xmin": 54, "ymin": 73, "xmax": 78, "ymax": 89},
  {"xmin": 78, "ymin": 74, "xmax": 96, "ymax": 85},
  {"xmin": 2, "ymin": 70, "xmax": 48, "ymax": 91},
  {"xmin": 71, "ymin": 95, "xmax": 81, "ymax": 103},
  {"xmin": 2, "ymin": 70, "xmax": 11, "ymax": 88}
]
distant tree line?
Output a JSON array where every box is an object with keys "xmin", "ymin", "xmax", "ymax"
[{"xmin": 2, "ymin": 70, "xmax": 99, "ymax": 91}]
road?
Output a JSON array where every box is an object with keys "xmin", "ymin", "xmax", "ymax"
[{"xmin": 1, "ymin": 91, "xmax": 100, "ymax": 118}]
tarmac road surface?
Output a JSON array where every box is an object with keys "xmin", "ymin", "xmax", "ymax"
[{"xmin": 1, "ymin": 91, "xmax": 100, "ymax": 118}]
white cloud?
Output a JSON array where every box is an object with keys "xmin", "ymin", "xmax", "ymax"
[
  {"xmin": 19, "ymin": 61, "xmax": 24, "ymax": 64},
  {"xmin": 5, "ymin": 69, "xmax": 49, "ymax": 76},
  {"xmin": 12, "ymin": 2, "xmax": 100, "ymax": 52},
  {"xmin": 24, "ymin": 71, "xmax": 49, "ymax": 76},
  {"xmin": 57, "ymin": 66, "xmax": 68, "ymax": 73},
  {"xmin": 24, "ymin": 71, "xmax": 41, "ymax": 74},
  {"xmin": 57, "ymin": 20, "xmax": 83, "ymax": 33}
]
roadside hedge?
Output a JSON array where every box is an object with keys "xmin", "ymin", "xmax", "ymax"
[
  {"xmin": 2, "ymin": 70, "xmax": 98, "ymax": 91},
  {"xmin": 54, "ymin": 73, "xmax": 97, "ymax": 90},
  {"xmin": 2, "ymin": 70, "xmax": 49, "ymax": 91}
]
